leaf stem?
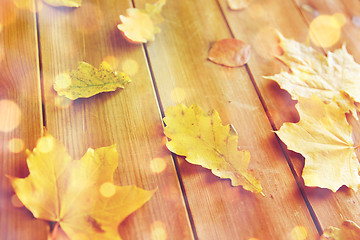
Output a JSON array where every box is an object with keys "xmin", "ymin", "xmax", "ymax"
[{"xmin": 50, "ymin": 222, "xmax": 60, "ymax": 240}]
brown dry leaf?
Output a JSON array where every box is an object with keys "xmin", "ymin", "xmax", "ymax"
[
  {"xmin": 276, "ymin": 95, "xmax": 360, "ymax": 192},
  {"xmin": 208, "ymin": 39, "xmax": 251, "ymax": 67},
  {"xmin": 117, "ymin": 0, "xmax": 166, "ymax": 43},
  {"xmin": 265, "ymin": 33, "xmax": 360, "ymax": 119},
  {"xmin": 163, "ymin": 104, "xmax": 262, "ymax": 194},
  {"xmin": 321, "ymin": 220, "xmax": 360, "ymax": 239},
  {"xmin": 8, "ymin": 134, "xmax": 155, "ymax": 240},
  {"xmin": 226, "ymin": 0, "xmax": 252, "ymax": 10}
]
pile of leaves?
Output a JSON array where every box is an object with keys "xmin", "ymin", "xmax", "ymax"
[{"xmin": 266, "ymin": 33, "xmax": 360, "ymax": 193}]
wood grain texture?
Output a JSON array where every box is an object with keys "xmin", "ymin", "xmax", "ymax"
[
  {"xmin": 38, "ymin": 0, "xmax": 193, "ymax": 239},
  {"xmin": 292, "ymin": 0, "xmax": 360, "ymax": 230},
  {"xmin": 138, "ymin": 0, "xmax": 319, "ymax": 239},
  {"xmin": 219, "ymin": 0, "xmax": 360, "ymax": 232},
  {"xmin": 294, "ymin": 0, "xmax": 360, "ymax": 61},
  {"xmin": 0, "ymin": 0, "xmax": 47, "ymax": 239}
]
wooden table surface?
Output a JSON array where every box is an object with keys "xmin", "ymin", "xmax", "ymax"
[{"xmin": 1, "ymin": 0, "xmax": 360, "ymax": 239}]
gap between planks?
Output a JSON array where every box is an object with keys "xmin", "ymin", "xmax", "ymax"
[
  {"xmin": 131, "ymin": 0, "xmax": 200, "ymax": 239},
  {"xmin": 141, "ymin": 44, "xmax": 200, "ymax": 240},
  {"xmin": 214, "ymin": 0, "xmax": 324, "ymax": 235},
  {"xmin": 34, "ymin": 0, "xmax": 47, "ymax": 129}
]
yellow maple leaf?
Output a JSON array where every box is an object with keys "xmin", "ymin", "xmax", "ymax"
[
  {"xmin": 163, "ymin": 104, "xmax": 262, "ymax": 194},
  {"xmin": 117, "ymin": 0, "xmax": 166, "ymax": 43},
  {"xmin": 42, "ymin": 0, "xmax": 81, "ymax": 7},
  {"xmin": 8, "ymin": 134, "xmax": 155, "ymax": 240},
  {"xmin": 265, "ymin": 33, "xmax": 360, "ymax": 119},
  {"xmin": 276, "ymin": 95, "xmax": 360, "ymax": 192},
  {"xmin": 53, "ymin": 61, "xmax": 130, "ymax": 100},
  {"xmin": 321, "ymin": 220, "xmax": 360, "ymax": 240}
]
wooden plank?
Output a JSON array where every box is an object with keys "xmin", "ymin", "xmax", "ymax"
[
  {"xmin": 219, "ymin": 0, "xmax": 360, "ymax": 232},
  {"xmin": 138, "ymin": 0, "xmax": 319, "ymax": 239},
  {"xmin": 294, "ymin": 0, "xmax": 360, "ymax": 60},
  {"xmin": 292, "ymin": 0, "xmax": 360, "ymax": 229},
  {"xmin": 0, "ymin": 0, "xmax": 47, "ymax": 239},
  {"xmin": 38, "ymin": 0, "xmax": 193, "ymax": 239}
]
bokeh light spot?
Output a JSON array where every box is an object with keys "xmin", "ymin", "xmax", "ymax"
[
  {"xmin": 309, "ymin": 14, "xmax": 344, "ymax": 48},
  {"xmin": 13, "ymin": 0, "xmax": 33, "ymax": 11},
  {"xmin": 54, "ymin": 96, "xmax": 73, "ymax": 109},
  {"xmin": 291, "ymin": 225, "xmax": 308, "ymax": 240},
  {"xmin": 333, "ymin": 13, "xmax": 346, "ymax": 27},
  {"xmin": 170, "ymin": 88, "xmax": 186, "ymax": 103},
  {"xmin": 37, "ymin": 136, "xmax": 54, "ymax": 153},
  {"xmin": 0, "ymin": 100, "xmax": 21, "ymax": 132},
  {"xmin": 55, "ymin": 73, "xmax": 71, "ymax": 90},
  {"xmin": 100, "ymin": 182, "xmax": 116, "ymax": 198},
  {"xmin": 352, "ymin": 16, "xmax": 360, "ymax": 27},
  {"xmin": 151, "ymin": 221, "xmax": 167, "ymax": 240},
  {"xmin": 8, "ymin": 138, "xmax": 25, "ymax": 153},
  {"xmin": 150, "ymin": 157, "xmax": 167, "ymax": 174},
  {"xmin": 103, "ymin": 56, "xmax": 120, "ymax": 69},
  {"xmin": 122, "ymin": 59, "xmax": 139, "ymax": 76},
  {"xmin": 248, "ymin": 238, "xmax": 259, "ymax": 240},
  {"xmin": 11, "ymin": 194, "xmax": 24, "ymax": 208}
]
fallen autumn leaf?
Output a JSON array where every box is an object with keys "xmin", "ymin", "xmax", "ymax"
[
  {"xmin": 208, "ymin": 39, "xmax": 251, "ymax": 67},
  {"xmin": 163, "ymin": 104, "xmax": 262, "ymax": 194},
  {"xmin": 8, "ymin": 134, "xmax": 155, "ymax": 240}
]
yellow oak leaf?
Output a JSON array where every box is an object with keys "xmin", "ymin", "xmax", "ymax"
[
  {"xmin": 54, "ymin": 61, "xmax": 130, "ymax": 100},
  {"xmin": 321, "ymin": 220, "xmax": 360, "ymax": 240},
  {"xmin": 265, "ymin": 33, "xmax": 360, "ymax": 119},
  {"xmin": 163, "ymin": 104, "xmax": 262, "ymax": 194},
  {"xmin": 8, "ymin": 134, "xmax": 155, "ymax": 240},
  {"xmin": 42, "ymin": 0, "xmax": 81, "ymax": 7},
  {"xmin": 117, "ymin": 0, "xmax": 166, "ymax": 43},
  {"xmin": 276, "ymin": 95, "xmax": 360, "ymax": 192}
]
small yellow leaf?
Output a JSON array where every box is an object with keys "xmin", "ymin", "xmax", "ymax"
[
  {"xmin": 321, "ymin": 220, "xmax": 360, "ymax": 239},
  {"xmin": 163, "ymin": 104, "xmax": 262, "ymax": 193},
  {"xmin": 276, "ymin": 95, "xmax": 360, "ymax": 192},
  {"xmin": 117, "ymin": 0, "xmax": 166, "ymax": 43},
  {"xmin": 265, "ymin": 33, "xmax": 360, "ymax": 119},
  {"xmin": 8, "ymin": 134, "xmax": 155, "ymax": 240},
  {"xmin": 42, "ymin": 0, "xmax": 81, "ymax": 7},
  {"xmin": 53, "ymin": 61, "xmax": 130, "ymax": 100}
]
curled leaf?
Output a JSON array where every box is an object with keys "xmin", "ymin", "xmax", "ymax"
[
  {"xmin": 8, "ymin": 134, "xmax": 155, "ymax": 240},
  {"xmin": 208, "ymin": 39, "xmax": 251, "ymax": 67},
  {"xmin": 42, "ymin": 0, "xmax": 81, "ymax": 7},
  {"xmin": 276, "ymin": 95, "xmax": 360, "ymax": 192},
  {"xmin": 54, "ymin": 61, "xmax": 130, "ymax": 100},
  {"xmin": 163, "ymin": 104, "xmax": 262, "ymax": 194},
  {"xmin": 117, "ymin": 0, "xmax": 166, "ymax": 43}
]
